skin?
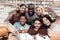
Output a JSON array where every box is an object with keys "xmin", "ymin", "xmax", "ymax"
[
  {"xmin": 29, "ymin": 10, "xmax": 33, "ymax": 14},
  {"xmin": 42, "ymin": 17, "xmax": 51, "ymax": 26},
  {"xmin": 32, "ymin": 20, "xmax": 41, "ymax": 38},
  {"xmin": 17, "ymin": 16, "xmax": 27, "ymax": 33},
  {"xmin": 19, "ymin": 16, "xmax": 26, "ymax": 26},
  {"xmin": 36, "ymin": 7, "xmax": 43, "ymax": 16},
  {"xmin": 34, "ymin": 20, "xmax": 41, "ymax": 31},
  {"xmin": 19, "ymin": 6, "xmax": 26, "ymax": 14}
]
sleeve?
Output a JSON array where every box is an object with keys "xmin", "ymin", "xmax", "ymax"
[{"xmin": 14, "ymin": 22, "xmax": 17, "ymax": 29}]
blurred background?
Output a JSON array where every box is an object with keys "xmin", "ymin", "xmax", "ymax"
[{"xmin": 0, "ymin": 0, "xmax": 60, "ymax": 22}]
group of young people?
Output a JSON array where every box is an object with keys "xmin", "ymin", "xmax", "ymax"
[{"xmin": 1, "ymin": 3, "xmax": 60, "ymax": 40}]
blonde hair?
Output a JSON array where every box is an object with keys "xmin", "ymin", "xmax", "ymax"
[{"xmin": 36, "ymin": 5, "xmax": 44, "ymax": 12}]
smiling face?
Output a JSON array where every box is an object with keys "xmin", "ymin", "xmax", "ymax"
[
  {"xmin": 34, "ymin": 20, "xmax": 41, "ymax": 28},
  {"xmin": 19, "ymin": 16, "xmax": 26, "ymax": 26},
  {"xmin": 20, "ymin": 6, "xmax": 26, "ymax": 13},
  {"xmin": 36, "ymin": 7, "xmax": 43, "ymax": 16},
  {"xmin": 42, "ymin": 17, "xmax": 51, "ymax": 26}
]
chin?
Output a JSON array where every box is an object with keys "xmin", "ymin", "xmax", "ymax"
[{"xmin": 21, "ymin": 23, "xmax": 25, "ymax": 25}]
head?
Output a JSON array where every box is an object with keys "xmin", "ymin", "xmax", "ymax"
[
  {"xmin": 28, "ymin": 4, "xmax": 35, "ymax": 15},
  {"xmin": 36, "ymin": 5, "xmax": 44, "ymax": 16},
  {"xmin": 19, "ymin": 4, "xmax": 26, "ymax": 14},
  {"xmin": 19, "ymin": 14, "xmax": 27, "ymax": 26},
  {"xmin": 33, "ymin": 18, "xmax": 42, "ymax": 28},
  {"xmin": 0, "ymin": 26, "xmax": 8, "ymax": 37},
  {"xmin": 42, "ymin": 15, "xmax": 53, "ymax": 26}
]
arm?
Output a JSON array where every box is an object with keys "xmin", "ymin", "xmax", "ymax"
[
  {"xmin": 48, "ymin": 29, "xmax": 60, "ymax": 36},
  {"xmin": 5, "ymin": 11, "xmax": 16, "ymax": 22},
  {"xmin": 48, "ymin": 29, "xmax": 60, "ymax": 40}
]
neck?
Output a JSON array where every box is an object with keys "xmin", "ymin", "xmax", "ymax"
[
  {"xmin": 20, "ymin": 22, "xmax": 25, "ymax": 26},
  {"xmin": 21, "ymin": 24, "xmax": 25, "ymax": 26}
]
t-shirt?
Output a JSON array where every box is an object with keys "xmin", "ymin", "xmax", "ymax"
[
  {"xmin": 26, "ymin": 12, "xmax": 38, "ymax": 23},
  {"xmin": 14, "ymin": 22, "xmax": 30, "ymax": 30}
]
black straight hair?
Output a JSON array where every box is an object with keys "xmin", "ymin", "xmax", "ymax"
[
  {"xmin": 20, "ymin": 4, "xmax": 26, "ymax": 7},
  {"xmin": 42, "ymin": 15, "xmax": 54, "ymax": 23}
]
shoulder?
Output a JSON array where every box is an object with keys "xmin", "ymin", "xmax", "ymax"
[
  {"xmin": 25, "ymin": 24, "xmax": 30, "ymax": 27},
  {"xmin": 14, "ymin": 22, "xmax": 20, "ymax": 25}
]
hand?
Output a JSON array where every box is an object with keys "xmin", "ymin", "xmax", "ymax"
[
  {"xmin": 17, "ymin": 30, "xmax": 22, "ymax": 33},
  {"xmin": 22, "ymin": 30, "xmax": 27, "ymax": 33},
  {"xmin": 15, "ymin": 30, "xmax": 22, "ymax": 33}
]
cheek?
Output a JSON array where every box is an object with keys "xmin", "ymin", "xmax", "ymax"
[
  {"xmin": 43, "ymin": 20, "xmax": 50, "ymax": 25},
  {"xmin": 20, "ymin": 8, "xmax": 24, "ymax": 11},
  {"xmin": 47, "ymin": 21, "xmax": 51, "ymax": 25},
  {"xmin": 43, "ymin": 21, "xmax": 47, "ymax": 24},
  {"xmin": 20, "ymin": 20, "xmax": 26, "ymax": 22}
]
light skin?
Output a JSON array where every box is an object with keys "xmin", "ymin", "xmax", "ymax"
[
  {"xmin": 32, "ymin": 20, "xmax": 41, "ymax": 38},
  {"xmin": 19, "ymin": 6, "xmax": 26, "ymax": 13},
  {"xmin": 34, "ymin": 20, "xmax": 41, "ymax": 31},
  {"xmin": 42, "ymin": 17, "xmax": 51, "ymax": 26},
  {"xmin": 36, "ymin": 7, "xmax": 43, "ymax": 16}
]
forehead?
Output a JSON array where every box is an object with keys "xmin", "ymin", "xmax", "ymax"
[
  {"xmin": 36, "ymin": 7, "xmax": 42, "ymax": 10},
  {"xmin": 29, "ymin": 5, "xmax": 35, "ymax": 8},
  {"xmin": 20, "ymin": 16, "xmax": 26, "ymax": 18},
  {"xmin": 43, "ymin": 17, "xmax": 48, "ymax": 20},
  {"xmin": 20, "ymin": 6, "xmax": 26, "ymax": 8},
  {"xmin": 34, "ymin": 20, "xmax": 40, "ymax": 23}
]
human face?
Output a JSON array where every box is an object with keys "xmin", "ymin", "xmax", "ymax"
[
  {"xmin": 43, "ymin": 17, "xmax": 51, "ymax": 26},
  {"xmin": 20, "ymin": 16, "xmax": 26, "ymax": 26},
  {"xmin": 36, "ymin": 7, "xmax": 43, "ymax": 16},
  {"xmin": 34, "ymin": 20, "xmax": 41, "ymax": 28},
  {"xmin": 20, "ymin": 6, "xmax": 26, "ymax": 13},
  {"xmin": 29, "ymin": 10, "xmax": 34, "ymax": 14}
]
